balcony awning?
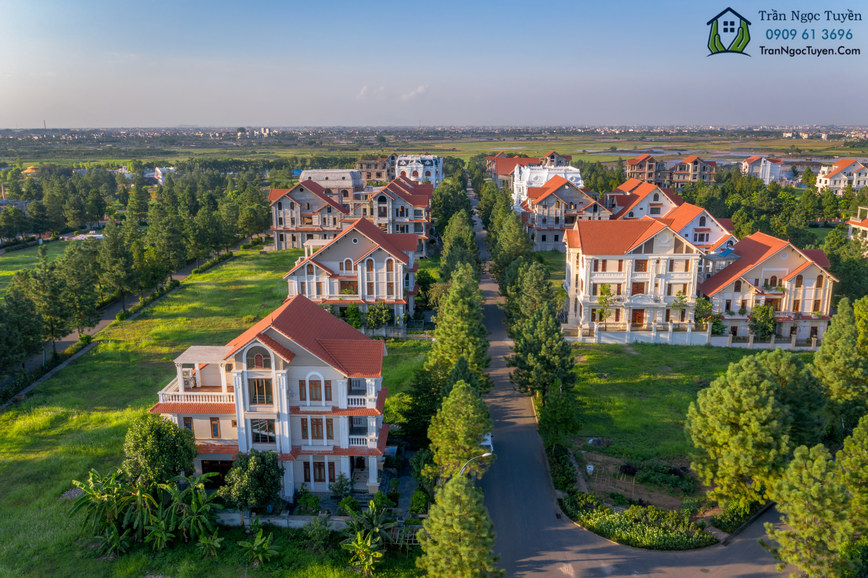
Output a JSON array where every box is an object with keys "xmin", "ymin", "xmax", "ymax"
[{"xmin": 174, "ymin": 346, "xmax": 233, "ymax": 365}]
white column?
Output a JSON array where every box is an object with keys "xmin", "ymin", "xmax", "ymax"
[
  {"xmin": 308, "ymin": 455, "xmax": 315, "ymax": 491},
  {"xmin": 177, "ymin": 364, "xmax": 185, "ymax": 393},
  {"xmin": 234, "ymin": 372, "xmax": 249, "ymax": 453},
  {"xmin": 220, "ymin": 364, "xmax": 228, "ymax": 394},
  {"xmin": 367, "ymin": 456, "xmax": 378, "ymax": 485},
  {"xmin": 340, "ymin": 416, "xmax": 349, "ymax": 448},
  {"xmin": 282, "ymin": 464, "xmax": 295, "ymax": 501}
]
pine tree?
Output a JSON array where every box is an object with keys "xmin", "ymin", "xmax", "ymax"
[
  {"xmin": 491, "ymin": 212, "xmax": 532, "ymax": 279},
  {"xmin": 686, "ymin": 350, "xmax": 803, "ymax": 509},
  {"xmin": 508, "ymin": 302, "xmax": 575, "ymax": 405},
  {"xmin": 405, "ymin": 368, "xmax": 448, "ymax": 446},
  {"xmin": 426, "ymin": 263, "xmax": 489, "ymax": 377},
  {"xmin": 812, "ymin": 298, "xmax": 868, "ymax": 439},
  {"xmin": 445, "ymin": 356, "xmax": 481, "ymax": 396},
  {"xmin": 59, "ymin": 239, "xmax": 101, "ymax": 336},
  {"xmin": 98, "ymin": 221, "xmax": 136, "ymax": 312},
  {"xmin": 505, "ymin": 261, "xmax": 556, "ymax": 331},
  {"xmin": 765, "ymin": 444, "xmax": 854, "ymax": 577},
  {"xmin": 417, "ymin": 476, "xmax": 501, "ymax": 578},
  {"xmin": 838, "ymin": 414, "xmax": 868, "ymax": 536},
  {"xmin": 0, "ymin": 288, "xmax": 43, "ymax": 372},
  {"xmin": 427, "ymin": 381, "xmax": 493, "ymax": 480},
  {"xmin": 24, "ymin": 248, "xmax": 71, "ymax": 353}
]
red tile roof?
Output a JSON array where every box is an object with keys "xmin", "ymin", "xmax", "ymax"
[
  {"xmin": 823, "ymin": 159, "xmax": 863, "ymax": 181},
  {"xmin": 616, "ymin": 178, "xmax": 645, "ymax": 193},
  {"xmin": 717, "ymin": 218, "xmax": 735, "ymax": 232},
  {"xmin": 565, "ymin": 219, "xmax": 675, "ymax": 255},
  {"xmin": 223, "ymin": 295, "xmax": 385, "ymax": 377},
  {"xmin": 626, "ymin": 153, "xmax": 651, "ymax": 166},
  {"xmin": 802, "ymin": 249, "xmax": 831, "ymax": 269},
  {"xmin": 613, "ymin": 181, "xmax": 683, "ymax": 219},
  {"xmin": 494, "ymin": 156, "xmax": 537, "ymax": 176},
  {"xmin": 149, "ymin": 402, "xmax": 237, "ymax": 414},
  {"xmin": 848, "ymin": 216, "xmax": 868, "ymax": 228},
  {"xmin": 658, "ymin": 203, "xmax": 705, "ymax": 232},
  {"xmin": 743, "ymin": 156, "xmax": 762, "ymax": 165}
]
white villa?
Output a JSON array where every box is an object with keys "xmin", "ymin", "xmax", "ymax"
[
  {"xmin": 284, "ymin": 218, "xmax": 418, "ymax": 323},
  {"xmin": 740, "ymin": 156, "xmax": 782, "ymax": 185},
  {"xmin": 847, "ymin": 206, "xmax": 868, "ymax": 255},
  {"xmin": 815, "ymin": 159, "xmax": 868, "ymax": 195},
  {"xmin": 270, "ymin": 181, "xmax": 349, "ymax": 250},
  {"xmin": 395, "ymin": 155, "xmax": 445, "ymax": 188},
  {"xmin": 150, "ymin": 295, "xmax": 390, "ymax": 499},
  {"xmin": 513, "ymin": 165, "xmax": 584, "ymax": 210}
]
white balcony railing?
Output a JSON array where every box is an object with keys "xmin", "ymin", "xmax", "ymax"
[
  {"xmin": 347, "ymin": 396, "xmax": 366, "ymax": 407},
  {"xmin": 348, "ymin": 436, "xmax": 368, "ymax": 446},
  {"xmin": 158, "ymin": 379, "xmax": 234, "ymax": 404}
]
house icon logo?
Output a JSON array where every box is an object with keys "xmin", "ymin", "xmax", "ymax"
[{"xmin": 707, "ymin": 7, "xmax": 751, "ymax": 55}]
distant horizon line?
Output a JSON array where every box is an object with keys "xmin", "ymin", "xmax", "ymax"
[{"xmin": 1, "ymin": 124, "xmax": 865, "ymax": 131}]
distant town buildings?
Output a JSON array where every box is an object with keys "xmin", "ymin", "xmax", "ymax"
[
  {"xmin": 740, "ymin": 156, "xmax": 782, "ymax": 185},
  {"xmin": 815, "ymin": 159, "xmax": 868, "ymax": 195},
  {"xmin": 625, "ymin": 154, "xmax": 667, "ymax": 187}
]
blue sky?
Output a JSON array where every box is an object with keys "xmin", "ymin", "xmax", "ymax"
[{"xmin": 1, "ymin": 0, "xmax": 866, "ymax": 127}]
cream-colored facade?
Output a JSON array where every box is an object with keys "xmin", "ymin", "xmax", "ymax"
[
  {"xmin": 284, "ymin": 218, "xmax": 417, "ymax": 322},
  {"xmin": 698, "ymin": 233, "xmax": 837, "ymax": 340},
  {"xmin": 565, "ymin": 220, "xmax": 701, "ymax": 331}
]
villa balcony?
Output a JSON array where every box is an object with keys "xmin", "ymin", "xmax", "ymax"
[{"xmin": 157, "ymin": 378, "xmax": 235, "ymax": 404}]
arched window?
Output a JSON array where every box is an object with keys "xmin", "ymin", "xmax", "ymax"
[
  {"xmin": 277, "ymin": 201, "xmax": 282, "ymax": 210},
  {"xmin": 795, "ymin": 275, "xmax": 803, "ymax": 287},
  {"xmin": 734, "ymin": 280, "xmax": 742, "ymax": 292},
  {"xmin": 289, "ymin": 202, "xmax": 295, "ymax": 210},
  {"xmin": 400, "ymin": 170, "xmax": 407, "ymax": 177},
  {"xmin": 699, "ymin": 216, "xmax": 706, "ymax": 226},
  {"xmin": 344, "ymin": 258, "xmax": 353, "ymax": 271},
  {"xmin": 425, "ymin": 170, "xmax": 431, "ymax": 177},
  {"xmin": 306, "ymin": 264, "xmax": 314, "ymax": 275},
  {"xmin": 366, "ymin": 260, "xmax": 374, "ymax": 271},
  {"xmin": 653, "ymin": 193, "xmax": 660, "ymax": 202},
  {"xmin": 816, "ymin": 275, "xmax": 824, "ymax": 288},
  {"xmin": 378, "ymin": 196, "xmax": 388, "ymax": 204},
  {"xmin": 305, "ymin": 202, "xmax": 310, "ymax": 210},
  {"xmin": 386, "ymin": 259, "xmax": 393, "ymax": 273},
  {"xmin": 412, "ymin": 170, "xmax": 419, "ymax": 177},
  {"xmin": 769, "ymin": 275, "xmax": 778, "ymax": 287},
  {"xmin": 246, "ymin": 346, "xmax": 271, "ymax": 369}
]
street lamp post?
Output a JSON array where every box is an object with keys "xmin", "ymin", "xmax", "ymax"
[{"xmin": 457, "ymin": 452, "xmax": 492, "ymax": 476}]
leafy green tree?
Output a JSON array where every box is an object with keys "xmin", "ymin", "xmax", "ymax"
[
  {"xmin": 426, "ymin": 263, "xmax": 489, "ymax": 377},
  {"xmin": 491, "ymin": 212, "xmax": 532, "ymax": 279},
  {"xmin": 364, "ymin": 302, "xmax": 393, "ymax": 329},
  {"xmin": 219, "ymin": 449, "xmax": 284, "ymax": 512},
  {"xmin": 126, "ymin": 182, "xmax": 150, "ymax": 222},
  {"xmin": 427, "ymin": 381, "xmax": 493, "ymax": 481},
  {"xmin": 822, "ymin": 228, "xmax": 868, "ymax": 302},
  {"xmin": 765, "ymin": 444, "xmax": 854, "ymax": 577},
  {"xmin": 509, "ymin": 302, "xmax": 575, "ymax": 405},
  {"xmin": 812, "ymin": 297, "xmax": 868, "ymax": 439},
  {"xmin": 344, "ymin": 303, "xmax": 363, "ymax": 329},
  {"xmin": 417, "ymin": 476, "xmax": 500, "ymax": 577},
  {"xmin": 445, "ymin": 355, "xmax": 481, "ymax": 396},
  {"xmin": 405, "ymin": 369, "xmax": 449, "ymax": 446},
  {"xmin": 431, "ymin": 177, "xmax": 471, "ymax": 232},
  {"xmin": 801, "ymin": 167, "xmax": 816, "ymax": 189},
  {"xmin": 237, "ymin": 529, "xmax": 278, "ymax": 566},
  {"xmin": 21, "ymin": 248, "xmax": 70, "ymax": 353},
  {"xmin": 85, "ymin": 188, "xmax": 107, "ymax": 224},
  {"xmin": 686, "ymin": 350, "xmax": 823, "ymax": 509},
  {"xmin": 62, "ymin": 193, "xmax": 87, "ymax": 229},
  {"xmin": 342, "ymin": 530, "xmax": 384, "ymax": 577},
  {"xmin": 595, "ymin": 284, "xmax": 616, "ymax": 330},
  {"xmin": 821, "ymin": 188, "xmax": 840, "ymax": 221},
  {"xmin": 147, "ymin": 204, "xmax": 188, "ymax": 273},
  {"xmin": 440, "ymin": 209, "xmax": 478, "ymax": 280},
  {"xmin": 538, "ymin": 390, "xmax": 582, "ymax": 447},
  {"xmin": 838, "ymin": 414, "xmax": 868, "ymax": 533},
  {"xmin": 855, "ymin": 296, "xmax": 868, "ymax": 357},
  {"xmin": 122, "ymin": 414, "xmax": 198, "ymax": 485},
  {"xmin": 748, "ymin": 304, "xmax": 775, "ymax": 339},
  {"xmin": 0, "ymin": 206, "xmax": 27, "ymax": 240}
]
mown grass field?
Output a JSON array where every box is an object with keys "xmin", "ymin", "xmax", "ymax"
[
  {"xmin": 534, "ymin": 250, "xmax": 566, "ymax": 292},
  {"xmin": 382, "ymin": 339, "xmax": 432, "ymax": 395},
  {"xmin": 0, "ymin": 240, "xmax": 69, "ymax": 295},
  {"xmin": 0, "ymin": 247, "xmax": 422, "ymax": 576},
  {"xmin": 571, "ymin": 343, "xmax": 814, "ymax": 461}
]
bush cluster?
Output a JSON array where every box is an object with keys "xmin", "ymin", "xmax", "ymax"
[
  {"xmin": 190, "ymin": 252, "xmax": 233, "ymax": 275},
  {"xmin": 115, "ymin": 279, "xmax": 181, "ymax": 321},
  {"xmin": 546, "ymin": 444, "xmax": 578, "ymax": 492},
  {"xmin": 559, "ymin": 489, "xmax": 717, "ymax": 550}
]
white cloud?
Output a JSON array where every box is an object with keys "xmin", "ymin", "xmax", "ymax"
[
  {"xmin": 401, "ymin": 85, "xmax": 427, "ymax": 101},
  {"xmin": 356, "ymin": 85, "xmax": 368, "ymax": 99}
]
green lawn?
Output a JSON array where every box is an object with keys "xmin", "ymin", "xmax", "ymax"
[
  {"xmin": 0, "ymin": 240, "xmax": 69, "ymax": 295},
  {"xmin": 0, "ymin": 245, "xmax": 429, "ymax": 576},
  {"xmin": 382, "ymin": 339, "xmax": 432, "ymax": 395},
  {"xmin": 415, "ymin": 250, "xmax": 441, "ymax": 282},
  {"xmin": 806, "ymin": 225, "xmax": 835, "ymax": 246},
  {"xmin": 535, "ymin": 250, "xmax": 566, "ymax": 291},
  {"xmin": 572, "ymin": 344, "xmax": 782, "ymax": 461}
]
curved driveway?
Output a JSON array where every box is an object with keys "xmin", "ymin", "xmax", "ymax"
[{"xmin": 472, "ymin": 199, "xmax": 785, "ymax": 576}]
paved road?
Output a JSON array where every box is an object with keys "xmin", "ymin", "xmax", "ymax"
[{"xmin": 471, "ymin": 196, "xmax": 785, "ymax": 576}]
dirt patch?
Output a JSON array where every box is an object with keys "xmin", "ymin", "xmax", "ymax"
[
  {"xmin": 579, "ymin": 451, "xmax": 686, "ymax": 510},
  {"xmin": 621, "ymin": 345, "xmax": 639, "ymax": 355}
]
